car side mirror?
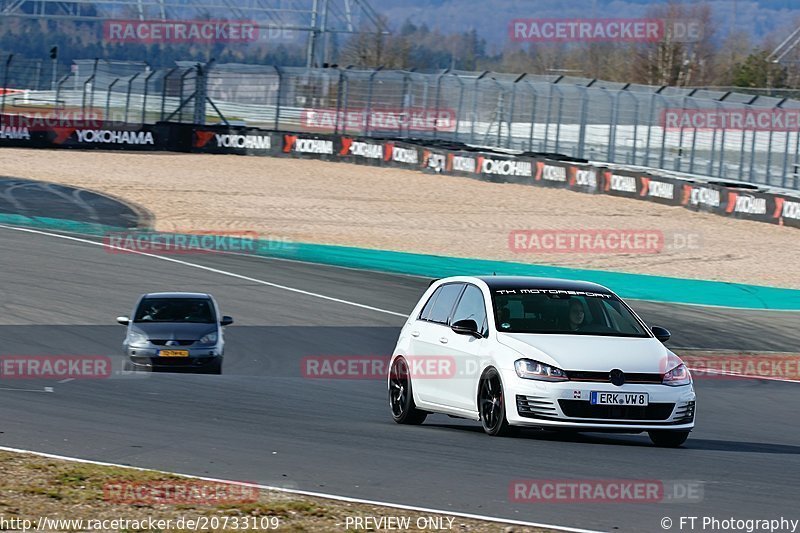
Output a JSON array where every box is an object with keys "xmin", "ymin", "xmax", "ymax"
[
  {"xmin": 451, "ymin": 319, "xmax": 482, "ymax": 338},
  {"xmin": 116, "ymin": 316, "xmax": 130, "ymax": 326},
  {"xmin": 651, "ymin": 326, "xmax": 671, "ymax": 343},
  {"xmin": 220, "ymin": 316, "xmax": 234, "ymax": 326}
]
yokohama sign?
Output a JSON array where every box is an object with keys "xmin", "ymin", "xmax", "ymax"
[
  {"xmin": 383, "ymin": 143, "xmax": 419, "ymax": 165},
  {"xmin": 302, "ymin": 108, "xmax": 457, "ymax": 132},
  {"xmin": 481, "ymin": 158, "xmax": 533, "ymax": 177},
  {"xmin": 73, "ymin": 129, "xmax": 154, "ymax": 145},
  {"xmin": 283, "ymin": 135, "xmax": 334, "ymax": 155},
  {"xmin": 340, "ymin": 138, "xmax": 382, "ymax": 159},
  {"xmin": 195, "ymin": 131, "xmax": 272, "ymax": 151}
]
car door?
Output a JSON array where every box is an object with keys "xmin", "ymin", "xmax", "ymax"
[
  {"xmin": 437, "ymin": 283, "xmax": 489, "ymax": 411},
  {"xmin": 408, "ymin": 282, "xmax": 465, "ymax": 406}
]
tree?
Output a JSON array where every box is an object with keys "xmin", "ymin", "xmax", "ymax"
[{"xmin": 731, "ymin": 51, "xmax": 788, "ymax": 88}]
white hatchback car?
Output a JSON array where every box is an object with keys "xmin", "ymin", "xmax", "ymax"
[{"xmin": 388, "ymin": 276, "xmax": 696, "ymax": 447}]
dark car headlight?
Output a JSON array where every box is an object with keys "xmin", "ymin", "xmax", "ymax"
[
  {"xmin": 514, "ymin": 359, "xmax": 569, "ymax": 382},
  {"xmin": 198, "ymin": 331, "xmax": 218, "ymax": 345}
]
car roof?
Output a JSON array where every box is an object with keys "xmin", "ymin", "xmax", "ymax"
[
  {"xmin": 473, "ymin": 276, "xmax": 612, "ymax": 293},
  {"xmin": 142, "ymin": 292, "xmax": 212, "ymax": 299}
]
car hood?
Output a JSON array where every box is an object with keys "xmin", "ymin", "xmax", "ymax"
[
  {"xmin": 130, "ymin": 322, "xmax": 216, "ymax": 339},
  {"xmin": 497, "ymin": 333, "xmax": 676, "ymax": 373}
]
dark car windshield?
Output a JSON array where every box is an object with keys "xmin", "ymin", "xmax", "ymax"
[
  {"xmin": 134, "ymin": 298, "xmax": 215, "ymax": 323},
  {"xmin": 492, "ymin": 288, "xmax": 649, "ymax": 337}
]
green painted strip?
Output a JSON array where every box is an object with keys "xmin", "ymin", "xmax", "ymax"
[
  {"xmin": 2, "ymin": 214, "xmax": 798, "ymax": 310},
  {"xmin": 0, "ymin": 213, "xmax": 126, "ymax": 236},
  {"xmin": 252, "ymin": 240, "xmax": 800, "ymax": 311}
]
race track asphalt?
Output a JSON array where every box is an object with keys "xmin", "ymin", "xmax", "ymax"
[{"xmin": 1, "ymin": 225, "xmax": 798, "ymax": 532}]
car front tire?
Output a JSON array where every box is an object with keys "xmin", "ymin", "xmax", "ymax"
[
  {"xmin": 389, "ymin": 357, "xmax": 427, "ymax": 425},
  {"xmin": 648, "ymin": 430, "xmax": 690, "ymax": 448},
  {"xmin": 478, "ymin": 368, "xmax": 516, "ymax": 437}
]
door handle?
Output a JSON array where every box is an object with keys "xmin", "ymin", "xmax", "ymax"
[
  {"xmin": 439, "ymin": 337, "xmax": 448, "ymax": 344},
  {"xmin": 411, "ymin": 331, "xmax": 420, "ymax": 337}
]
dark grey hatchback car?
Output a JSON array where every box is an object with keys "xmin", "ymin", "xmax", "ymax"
[{"xmin": 117, "ymin": 292, "xmax": 233, "ymax": 374}]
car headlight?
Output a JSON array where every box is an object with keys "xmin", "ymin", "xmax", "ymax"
[
  {"xmin": 514, "ymin": 359, "xmax": 569, "ymax": 382},
  {"xmin": 198, "ymin": 331, "xmax": 218, "ymax": 344},
  {"xmin": 663, "ymin": 363, "xmax": 692, "ymax": 386},
  {"xmin": 127, "ymin": 332, "xmax": 149, "ymax": 346}
]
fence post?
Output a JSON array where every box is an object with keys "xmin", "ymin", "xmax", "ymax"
[
  {"xmin": 89, "ymin": 58, "xmax": 99, "ymax": 114},
  {"xmin": 341, "ymin": 67, "xmax": 353, "ymax": 135},
  {"xmin": 644, "ymin": 87, "xmax": 665, "ymax": 167},
  {"xmin": 607, "ymin": 88, "xmax": 619, "ymax": 162},
  {"xmin": 124, "ymin": 72, "xmax": 141, "ymax": 124},
  {"xmin": 506, "ymin": 73, "xmax": 525, "ymax": 149},
  {"xmin": 160, "ymin": 67, "xmax": 178, "ymax": 121},
  {"xmin": 527, "ymin": 80, "xmax": 539, "ymax": 152},
  {"xmin": 334, "ymin": 68, "xmax": 344, "ymax": 135},
  {"xmin": 33, "ymin": 60, "xmax": 42, "ymax": 91},
  {"xmin": 433, "ymin": 69, "xmax": 448, "ymax": 141},
  {"xmin": 105, "ymin": 77, "xmax": 119, "ymax": 123},
  {"xmin": 553, "ymin": 84, "xmax": 564, "ymax": 155},
  {"xmin": 470, "ymin": 71, "xmax": 489, "ymax": 145},
  {"xmin": 193, "ymin": 61, "xmax": 211, "ymax": 125},
  {"xmin": 739, "ymin": 95, "xmax": 759, "ymax": 182},
  {"xmin": 55, "ymin": 73, "xmax": 69, "ymax": 116},
  {"xmin": 364, "ymin": 66, "xmax": 383, "ymax": 137},
  {"xmin": 1, "ymin": 54, "xmax": 12, "ymax": 122},
  {"xmin": 453, "ymin": 74, "xmax": 465, "ymax": 142},
  {"xmin": 400, "ymin": 70, "xmax": 412, "ymax": 138},
  {"xmin": 658, "ymin": 94, "xmax": 669, "ymax": 170},
  {"xmin": 141, "ymin": 65, "xmax": 155, "ymax": 124},
  {"xmin": 576, "ymin": 82, "xmax": 593, "ymax": 159},
  {"xmin": 274, "ymin": 66, "xmax": 283, "ymax": 130}
]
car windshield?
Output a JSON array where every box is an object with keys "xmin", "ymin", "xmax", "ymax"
[
  {"xmin": 492, "ymin": 289, "xmax": 649, "ymax": 337},
  {"xmin": 134, "ymin": 298, "xmax": 215, "ymax": 323}
]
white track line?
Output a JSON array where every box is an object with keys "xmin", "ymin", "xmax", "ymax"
[
  {"xmin": 0, "ymin": 225, "xmax": 407, "ymax": 317},
  {"xmin": 0, "ymin": 446, "xmax": 601, "ymax": 533}
]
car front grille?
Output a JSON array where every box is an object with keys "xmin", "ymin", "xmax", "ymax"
[
  {"xmin": 564, "ymin": 370, "xmax": 663, "ymax": 384},
  {"xmin": 149, "ymin": 339, "xmax": 195, "ymax": 346},
  {"xmin": 558, "ymin": 400, "xmax": 675, "ymax": 420}
]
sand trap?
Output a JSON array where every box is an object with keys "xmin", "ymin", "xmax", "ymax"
[{"xmin": 1, "ymin": 147, "xmax": 797, "ymax": 289}]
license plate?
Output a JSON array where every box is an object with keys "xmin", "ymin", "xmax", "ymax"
[
  {"xmin": 590, "ymin": 391, "xmax": 649, "ymax": 406},
  {"xmin": 159, "ymin": 350, "xmax": 189, "ymax": 357}
]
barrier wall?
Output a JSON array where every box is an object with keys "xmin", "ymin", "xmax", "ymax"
[{"xmin": 2, "ymin": 118, "xmax": 799, "ymax": 229}]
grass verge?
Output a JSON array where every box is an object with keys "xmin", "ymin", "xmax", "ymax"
[{"xmin": 0, "ymin": 451, "xmax": 557, "ymax": 532}]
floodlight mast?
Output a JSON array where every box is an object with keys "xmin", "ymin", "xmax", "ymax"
[{"xmin": 768, "ymin": 25, "xmax": 800, "ymax": 64}]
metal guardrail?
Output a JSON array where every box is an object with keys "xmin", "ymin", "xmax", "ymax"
[{"xmin": 2, "ymin": 55, "xmax": 799, "ymax": 190}]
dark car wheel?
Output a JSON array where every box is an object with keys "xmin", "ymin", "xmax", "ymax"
[
  {"xmin": 389, "ymin": 357, "xmax": 427, "ymax": 425},
  {"xmin": 648, "ymin": 430, "xmax": 690, "ymax": 448},
  {"xmin": 203, "ymin": 358, "xmax": 223, "ymax": 375},
  {"xmin": 479, "ymin": 368, "xmax": 516, "ymax": 436}
]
